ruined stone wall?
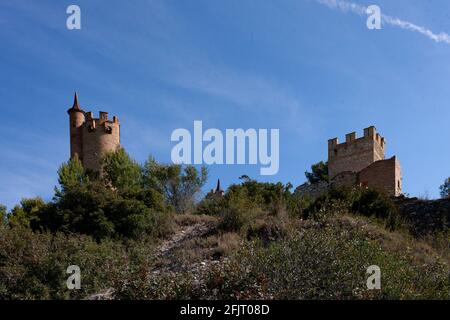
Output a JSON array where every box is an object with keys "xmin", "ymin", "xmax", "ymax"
[
  {"xmin": 394, "ymin": 196, "xmax": 450, "ymax": 236},
  {"xmin": 358, "ymin": 156, "xmax": 402, "ymax": 196},
  {"xmin": 330, "ymin": 171, "xmax": 358, "ymax": 189},
  {"xmin": 295, "ymin": 180, "xmax": 329, "ymax": 199},
  {"xmin": 328, "ymin": 126, "xmax": 385, "ymax": 180}
]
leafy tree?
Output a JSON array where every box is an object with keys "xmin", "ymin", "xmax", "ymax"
[
  {"xmin": 228, "ymin": 178, "xmax": 291, "ymax": 209},
  {"xmin": 101, "ymin": 148, "xmax": 142, "ymax": 193},
  {"xmin": 440, "ymin": 177, "xmax": 450, "ymax": 198},
  {"xmin": 106, "ymin": 198, "xmax": 161, "ymax": 239},
  {"xmin": 142, "ymin": 157, "xmax": 207, "ymax": 214},
  {"xmin": 37, "ymin": 182, "xmax": 116, "ymax": 238},
  {"xmin": 8, "ymin": 197, "xmax": 46, "ymax": 228},
  {"xmin": 132, "ymin": 188, "xmax": 166, "ymax": 213},
  {"xmin": 195, "ymin": 191, "xmax": 227, "ymax": 216},
  {"xmin": 32, "ymin": 153, "xmax": 175, "ymax": 240},
  {"xmin": 351, "ymin": 189, "xmax": 398, "ymax": 220},
  {"xmin": 35, "ymin": 180, "xmax": 170, "ymax": 240},
  {"xmin": 0, "ymin": 204, "xmax": 6, "ymax": 225},
  {"xmin": 305, "ymin": 161, "xmax": 328, "ymax": 184},
  {"xmin": 209, "ymin": 178, "xmax": 295, "ymax": 222},
  {"xmin": 219, "ymin": 188, "xmax": 254, "ymax": 232},
  {"xmin": 56, "ymin": 155, "xmax": 88, "ymax": 195}
]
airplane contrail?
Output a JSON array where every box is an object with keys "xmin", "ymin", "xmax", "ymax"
[{"xmin": 314, "ymin": 0, "xmax": 450, "ymax": 44}]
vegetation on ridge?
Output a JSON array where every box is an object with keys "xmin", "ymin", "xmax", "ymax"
[{"xmin": 0, "ymin": 154, "xmax": 449, "ymax": 300}]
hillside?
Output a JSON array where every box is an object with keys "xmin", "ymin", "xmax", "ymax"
[
  {"xmin": 1, "ymin": 153, "xmax": 449, "ymax": 300},
  {"xmin": 1, "ymin": 206, "xmax": 449, "ymax": 300},
  {"xmin": 103, "ymin": 212, "xmax": 449, "ymax": 300}
]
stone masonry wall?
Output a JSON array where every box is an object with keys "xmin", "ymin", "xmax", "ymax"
[
  {"xmin": 330, "ymin": 171, "xmax": 358, "ymax": 189},
  {"xmin": 358, "ymin": 156, "xmax": 402, "ymax": 196},
  {"xmin": 81, "ymin": 116, "xmax": 120, "ymax": 171},
  {"xmin": 69, "ymin": 110, "xmax": 85, "ymax": 161},
  {"xmin": 295, "ymin": 180, "xmax": 329, "ymax": 199},
  {"xmin": 328, "ymin": 126, "xmax": 385, "ymax": 180}
]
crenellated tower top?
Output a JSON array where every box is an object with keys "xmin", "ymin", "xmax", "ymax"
[
  {"xmin": 67, "ymin": 93, "xmax": 120, "ymax": 171},
  {"xmin": 327, "ymin": 126, "xmax": 386, "ymax": 180}
]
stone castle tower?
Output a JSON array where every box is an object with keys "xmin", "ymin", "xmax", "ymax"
[
  {"xmin": 328, "ymin": 126, "xmax": 402, "ymax": 196},
  {"xmin": 328, "ymin": 126, "xmax": 385, "ymax": 179},
  {"xmin": 67, "ymin": 93, "xmax": 121, "ymax": 171}
]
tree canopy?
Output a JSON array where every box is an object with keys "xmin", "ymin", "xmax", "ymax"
[
  {"xmin": 2, "ymin": 149, "xmax": 209, "ymax": 239},
  {"xmin": 142, "ymin": 157, "xmax": 207, "ymax": 214},
  {"xmin": 305, "ymin": 161, "xmax": 328, "ymax": 184},
  {"xmin": 440, "ymin": 177, "xmax": 450, "ymax": 198}
]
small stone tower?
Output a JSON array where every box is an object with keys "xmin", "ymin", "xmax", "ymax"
[
  {"xmin": 67, "ymin": 93, "xmax": 121, "ymax": 171},
  {"xmin": 328, "ymin": 126, "xmax": 385, "ymax": 180},
  {"xmin": 327, "ymin": 126, "xmax": 402, "ymax": 196}
]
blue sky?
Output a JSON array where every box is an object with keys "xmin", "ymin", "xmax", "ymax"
[{"xmin": 1, "ymin": 0, "xmax": 449, "ymax": 209}]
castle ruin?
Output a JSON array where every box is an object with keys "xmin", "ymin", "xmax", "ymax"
[
  {"xmin": 66, "ymin": 95, "xmax": 401, "ymax": 196},
  {"xmin": 67, "ymin": 93, "xmax": 121, "ymax": 171},
  {"xmin": 328, "ymin": 126, "xmax": 402, "ymax": 196}
]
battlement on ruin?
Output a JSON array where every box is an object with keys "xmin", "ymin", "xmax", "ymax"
[
  {"xmin": 326, "ymin": 126, "xmax": 402, "ymax": 197},
  {"xmin": 84, "ymin": 111, "xmax": 120, "ymax": 134},
  {"xmin": 328, "ymin": 126, "xmax": 385, "ymax": 156},
  {"xmin": 328, "ymin": 126, "xmax": 386, "ymax": 180}
]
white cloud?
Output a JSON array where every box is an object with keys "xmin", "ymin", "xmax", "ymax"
[{"xmin": 314, "ymin": 0, "xmax": 450, "ymax": 44}]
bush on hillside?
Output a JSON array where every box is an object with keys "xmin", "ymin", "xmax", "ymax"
[
  {"xmin": 8, "ymin": 197, "xmax": 46, "ymax": 228},
  {"xmin": 351, "ymin": 189, "xmax": 401, "ymax": 230},
  {"xmin": 33, "ymin": 181, "xmax": 172, "ymax": 240},
  {"xmin": 0, "ymin": 227, "xmax": 129, "ymax": 299},
  {"xmin": 440, "ymin": 177, "xmax": 450, "ymax": 199},
  {"xmin": 195, "ymin": 192, "xmax": 227, "ymax": 216},
  {"xmin": 0, "ymin": 204, "xmax": 6, "ymax": 226},
  {"xmin": 304, "ymin": 187, "xmax": 401, "ymax": 230},
  {"xmin": 305, "ymin": 161, "xmax": 329, "ymax": 184},
  {"xmin": 142, "ymin": 157, "xmax": 208, "ymax": 214},
  {"xmin": 101, "ymin": 148, "xmax": 142, "ymax": 193},
  {"xmin": 198, "ymin": 224, "xmax": 450, "ymax": 300}
]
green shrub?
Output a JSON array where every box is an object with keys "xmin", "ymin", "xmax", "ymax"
[
  {"xmin": 199, "ymin": 224, "xmax": 450, "ymax": 299},
  {"xmin": 305, "ymin": 161, "xmax": 328, "ymax": 184},
  {"xmin": 218, "ymin": 188, "xmax": 258, "ymax": 233},
  {"xmin": 34, "ymin": 181, "xmax": 172, "ymax": 240},
  {"xmin": 195, "ymin": 193, "xmax": 226, "ymax": 216},
  {"xmin": 305, "ymin": 187, "xmax": 402, "ymax": 231},
  {"xmin": 352, "ymin": 189, "xmax": 396, "ymax": 219},
  {"xmin": 226, "ymin": 178, "xmax": 290, "ymax": 210},
  {"xmin": 1, "ymin": 204, "xmax": 8, "ymax": 226},
  {"xmin": 351, "ymin": 189, "xmax": 401, "ymax": 231},
  {"xmin": 8, "ymin": 198, "xmax": 46, "ymax": 229},
  {"xmin": 440, "ymin": 177, "xmax": 450, "ymax": 199},
  {"xmin": 285, "ymin": 192, "xmax": 313, "ymax": 219},
  {"xmin": 246, "ymin": 216, "xmax": 288, "ymax": 245},
  {"xmin": 142, "ymin": 157, "xmax": 208, "ymax": 214},
  {"xmin": 101, "ymin": 148, "xmax": 142, "ymax": 193},
  {"xmin": 56, "ymin": 156, "xmax": 88, "ymax": 195},
  {"xmin": 0, "ymin": 227, "xmax": 127, "ymax": 299}
]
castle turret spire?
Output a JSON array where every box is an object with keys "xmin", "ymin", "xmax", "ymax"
[
  {"xmin": 72, "ymin": 92, "xmax": 80, "ymax": 110},
  {"xmin": 212, "ymin": 179, "xmax": 224, "ymax": 196},
  {"xmin": 68, "ymin": 92, "xmax": 84, "ymax": 114},
  {"xmin": 216, "ymin": 179, "xmax": 221, "ymax": 192}
]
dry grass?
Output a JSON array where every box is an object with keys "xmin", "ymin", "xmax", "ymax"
[
  {"xmin": 327, "ymin": 213, "xmax": 449, "ymax": 267},
  {"xmin": 174, "ymin": 213, "xmax": 218, "ymax": 227},
  {"xmin": 171, "ymin": 232, "xmax": 242, "ymax": 264},
  {"xmin": 216, "ymin": 232, "xmax": 241, "ymax": 256}
]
